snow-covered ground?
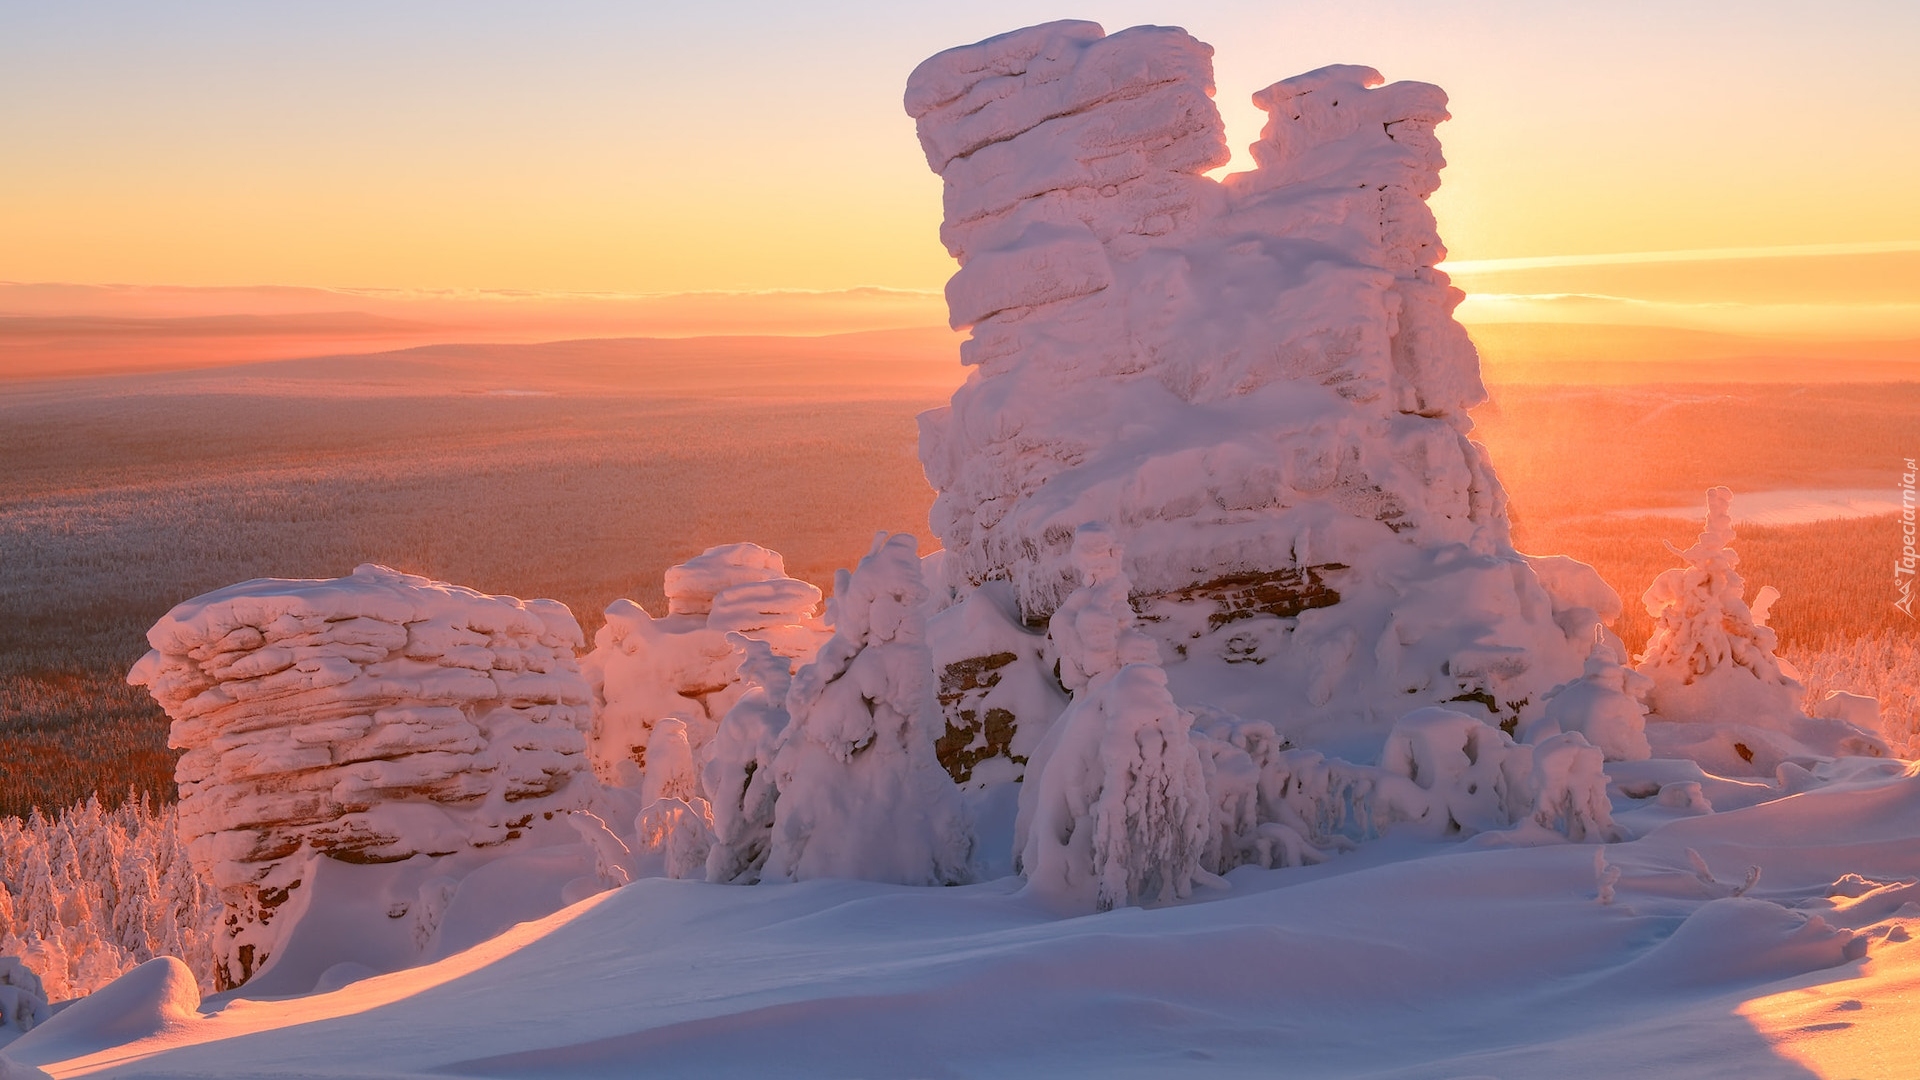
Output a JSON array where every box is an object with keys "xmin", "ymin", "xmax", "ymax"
[{"xmin": 6, "ymin": 757, "xmax": 1918, "ymax": 1078}]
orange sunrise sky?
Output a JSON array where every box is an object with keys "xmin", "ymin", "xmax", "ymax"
[{"xmin": 2, "ymin": 0, "xmax": 1917, "ymax": 364}]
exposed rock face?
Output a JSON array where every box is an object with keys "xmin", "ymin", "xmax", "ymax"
[
  {"xmin": 927, "ymin": 581, "xmax": 1066, "ymax": 786},
  {"xmin": 906, "ymin": 22, "xmax": 1609, "ymax": 747},
  {"xmin": 128, "ymin": 565, "xmax": 592, "ymax": 989}
]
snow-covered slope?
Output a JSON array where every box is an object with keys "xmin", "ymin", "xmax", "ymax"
[{"xmin": 10, "ymin": 756, "xmax": 1920, "ymax": 1079}]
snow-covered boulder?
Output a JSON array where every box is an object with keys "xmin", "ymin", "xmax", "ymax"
[
  {"xmin": 1637, "ymin": 488, "xmax": 1887, "ymax": 774},
  {"xmin": 583, "ymin": 543, "xmax": 827, "ymax": 787},
  {"xmin": 906, "ymin": 22, "xmax": 1605, "ymax": 750},
  {"xmin": 4, "ymin": 956, "xmax": 198, "ymax": 1065},
  {"xmin": 128, "ymin": 565, "xmax": 594, "ymax": 989},
  {"xmin": 764, "ymin": 534, "xmax": 973, "ymax": 885}
]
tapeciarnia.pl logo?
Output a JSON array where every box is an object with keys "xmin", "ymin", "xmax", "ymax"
[{"xmin": 1898, "ymin": 457, "xmax": 1917, "ymax": 618}]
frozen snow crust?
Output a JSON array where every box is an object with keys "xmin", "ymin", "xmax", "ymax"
[
  {"xmin": 908, "ymin": 21, "xmax": 1602, "ymax": 744},
  {"xmin": 128, "ymin": 564, "xmax": 595, "ymax": 989}
]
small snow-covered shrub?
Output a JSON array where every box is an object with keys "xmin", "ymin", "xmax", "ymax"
[
  {"xmin": 0, "ymin": 957, "xmax": 50, "ymax": 1035},
  {"xmin": 1537, "ymin": 634, "xmax": 1652, "ymax": 762}
]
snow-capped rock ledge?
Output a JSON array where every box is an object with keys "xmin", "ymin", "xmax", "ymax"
[{"xmin": 129, "ymin": 565, "xmax": 593, "ymax": 989}]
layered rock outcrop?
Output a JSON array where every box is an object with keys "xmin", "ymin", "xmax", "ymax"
[{"xmin": 129, "ymin": 565, "xmax": 592, "ymax": 988}]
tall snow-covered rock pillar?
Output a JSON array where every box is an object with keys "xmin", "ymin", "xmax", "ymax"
[{"xmin": 905, "ymin": 21, "xmax": 1611, "ymax": 748}]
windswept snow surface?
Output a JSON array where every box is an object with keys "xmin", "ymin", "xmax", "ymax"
[{"xmin": 11, "ymin": 758, "xmax": 1920, "ymax": 1078}]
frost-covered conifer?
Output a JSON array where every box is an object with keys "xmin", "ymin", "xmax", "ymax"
[
  {"xmin": 1538, "ymin": 633, "xmax": 1652, "ymax": 762},
  {"xmin": 764, "ymin": 533, "xmax": 973, "ymax": 885},
  {"xmin": 0, "ymin": 799, "xmax": 218, "ymax": 1004},
  {"xmin": 1638, "ymin": 487, "xmax": 1799, "ymax": 719},
  {"xmin": 1636, "ymin": 488, "xmax": 1886, "ymax": 771},
  {"xmin": 703, "ymin": 637, "xmax": 795, "ymax": 884},
  {"xmin": 1016, "ymin": 525, "xmax": 1209, "ymax": 912}
]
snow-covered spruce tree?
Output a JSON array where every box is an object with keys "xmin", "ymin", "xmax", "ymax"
[
  {"xmin": 0, "ymin": 798, "xmax": 219, "ymax": 1004},
  {"xmin": 1636, "ymin": 488, "xmax": 1886, "ymax": 772},
  {"xmin": 1637, "ymin": 487, "xmax": 1797, "ymax": 717},
  {"xmin": 763, "ymin": 534, "xmax": 973, "ymax": 885},
  {"xmin": 703, "ymin": 636, "xmax": 794, "ymax": 884},
  {"xmin": 1016, "ymin": 524, "xmax": 1210, "ymax": 912}
]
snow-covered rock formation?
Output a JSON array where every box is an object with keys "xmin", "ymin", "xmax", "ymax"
[
  {"xmin": 583, "ymin": 543, "xmax": 827, "ymax": 787},
  {"xmin": 128, "ymin": 565, "xmax": 594, "ymax": 989},
  {"xmin": 927, "ymin": 582, "xmax": 1066, "ymax": 787},
  {"xmin": 905, "ymin": 20, "xmax": 1607, "ymax": 753},
  {"xmin": 764, "ymin": 534, "xmax": 974, "ymax": 885},
  {"xmin": 1637, "ymin": 488, "xmax": 1886, "ymax": 774}
]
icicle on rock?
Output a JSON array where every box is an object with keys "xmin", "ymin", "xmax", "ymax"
[
  {"xmin": 583, "ymin": 543, "xmax": 828, "ymax": 788},
  {"xmin": 1637, "ymin": 488, "xmax": 1887, "ymax": 774},
  {"xmin": 905, "ymin": 20, "xmax": 1610, "ymax": 753},
  {"xmin": 127, "ymin": 565, "xmax": 594, "ymax": 990},
  {"xmin": 1016, "ymin": 525, "xmax": 1210, "ymax": 912},
  {"xmin": 764, "ymin": 534, "xmax": 974, "ymax": 886}
]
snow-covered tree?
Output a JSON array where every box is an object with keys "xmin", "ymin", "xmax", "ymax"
[
  {"xmin": 1537, "ymin": 632, "xmax": 1652, "ymax": 762},
  {"xmin": 1016, "ymin": 525, "xmax": 1210, "ymax": 912},
  {"xmin": 703, "ymin": 636, "xmax": 794, "ymax": 884},
  {"xmin": 764, "ymin": 533, "xmax": 973, "ymax": 885},
  {"xmin": 0, "ymin": 798, "xmax": 218, "ymax": 1003},
  {"xmin": 1637, "ymin": 487, "xmax": 1799, "ymax": 720},
  {"xmin": 1635, "ymin": 488, "xmax": 1887, "ymax": 772}
]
